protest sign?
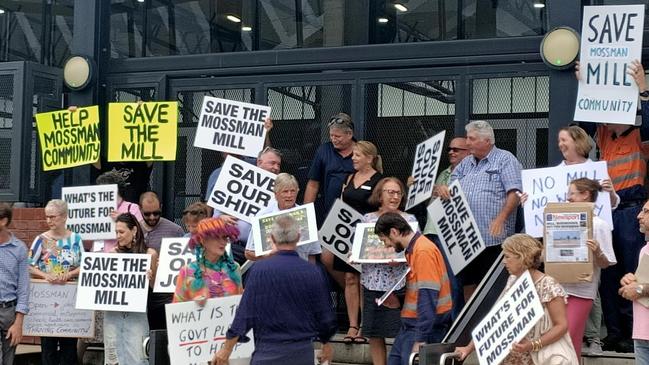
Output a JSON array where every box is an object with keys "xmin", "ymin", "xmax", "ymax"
[
  {"xmin": 472, "ymin": 271, "xmax": 543, "ymax": 365},
  {"xmin": 575, "ymin": 5, "xmax": 645, "ymax": 124},
  {"xmin": 376, "ymin": 268, "xmax": 410, "ymax": 307},
  {"xmin": 76, "ymin": 252, "xmax": 151, "ymax": 312},
  {"xmin": 251, "ymin": 204, "xmax": 318, "ymax": 257},
  {"xmin": 405, "ymin": 130, "xmax": 446, "ymax": 210},
  {"xmin": 35, "ymin": 106, "xmax": 100, "ymax": 171},
  {"xmin": 521, "ymin": 161, "xmax": 612, "ymax": 237},
  {"xmin": 318, "ymin": 199, "xmax": 363, "ymax": 272},
  {"xmin": 107, "ymin": 101, "xmax": 178, "ymax": 161},
  {"xmin": 166, "ymin": 295, "xmax": 254, "ymax": 365},
  {"xmin": 208, "ymin": 156, "xmax": 276, "ymax": 222},
  {"xmin": 62, "ymin": 184, "xmax": 117, "ymax": 240},
  {"xmin": 428, "ymin": 181, "xmax": 485, "ymax": 274},
  {"xmin": 194, "ymin": 97, "xmax": 271, "ymax": 158},
  {"xmin": 23, "ymin": 280, "xmax": 95, "ymax": 338},
  {"xmin": 154, "ymin": 238, "xmax": 194, "ymax": 293},
  {"xmin": 350, "ymin": 221, "xmax": 418, "ymax": 264}
]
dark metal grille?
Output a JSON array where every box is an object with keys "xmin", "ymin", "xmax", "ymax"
[
  {"xmin": 0, "ymin": 74, "xmax": 13, "ymax": 191},
  {"xmin": 0, "ymin": 138, "xmax": 10, "ymax": 189}
]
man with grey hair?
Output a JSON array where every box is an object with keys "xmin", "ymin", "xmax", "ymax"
[
  {"xmin": 439, "ymin": 120, "xmax": 522, "ymax": 299},
  {"xmin": 214, "ymin": 215, "xmax": 336, "ymax": 365}
]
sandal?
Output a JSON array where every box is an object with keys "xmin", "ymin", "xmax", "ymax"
[
  {"xmin": 343, "ymin": 326, "xmax": 360, "ymax": 344},
  {"xmin": 353, "ymin": 333, "xmax": 369, "ymax": 344}
]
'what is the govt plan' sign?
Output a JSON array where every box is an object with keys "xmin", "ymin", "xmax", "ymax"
[
  {"xmin": 62, "ymin": 184, "xmax": 117, "ymax": 241},
  {"xmin": 405, "ymin": 130, "xmax": 446, "ymax": 211},
  {"xmin": 35, "ymin": 106, "xmax": 100, "ymax": 171},
  {"xmin": 575, "ymin": 5, "xmax": 645, "ymax": 125},
  {"xmin": 194, "ymin": 97, "xmax": 271, "ymax": 158},
  {"xmin": 107, "ymin": 102, "xmax": 178, "ymax": 161}
]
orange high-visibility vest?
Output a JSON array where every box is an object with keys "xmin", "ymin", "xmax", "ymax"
[{"xmin": 597, "ymin": 125, "xmax": 646, "ymax": 191}]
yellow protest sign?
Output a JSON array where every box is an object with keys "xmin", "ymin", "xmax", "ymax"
[
  {"xmin": 107, "ymin": 102, "xmax": 178, "ymax": 161},
  {"xmin": 35, "ymin": 106, "xmax": 101, "ymax": 171}
]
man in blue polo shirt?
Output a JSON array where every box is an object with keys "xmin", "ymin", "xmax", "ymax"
[{"xmin": 303, "ymin": 112, "xmax": 356, "ymax": 224}]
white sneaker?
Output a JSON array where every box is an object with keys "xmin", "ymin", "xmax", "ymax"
[{"xmin": 582, "ymin": 340, "xmax": 603, "ymax": 356}]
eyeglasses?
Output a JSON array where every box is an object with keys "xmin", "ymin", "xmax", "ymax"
[
  {"xmin": 143, "ymin": 211, "xmax": 161, "ymax": 217},
  {"xmin": 327, "ymin": 116, "xmax": 354, "ymax": 129},
  {"xmin": 448, "ymin": 147, "xmax": 468, "ymax": 153},
  {"xmin": 382, "ymin": 189, "xmax": 403, "ymax": 196}
]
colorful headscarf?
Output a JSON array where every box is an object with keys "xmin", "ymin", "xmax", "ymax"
[{"xmin": 188, "ymin": 217, "xmax": 241, "ymax": 288}]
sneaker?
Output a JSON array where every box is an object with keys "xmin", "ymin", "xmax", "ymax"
[
  {"xmin": 584, "ymin": 340, "xmax": 603, "ymax": 356},
  {"xmin": 615, "ymin": 338, "xmax": 634, "ymax": 353}
]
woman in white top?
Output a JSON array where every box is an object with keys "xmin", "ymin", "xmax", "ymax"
[{"xmin": 564, "ymin": 178, "xmax": 616, "ymax": 359}]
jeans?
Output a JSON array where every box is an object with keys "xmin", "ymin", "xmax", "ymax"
[
  {"xmin": 104, "ymin": 311, "xmax": 149, "ymax": 365},
  {"xmin": 584, "ymin": 294, "xmax": 602, "ymax": 341},
  {"xmin": 388, "ymin": 315, "xmax": 450, "ymax": 365},
  {"xmin": 41, "ymin": 337, "xmax": 77, "ymax": 365},
  {"xmin": 635, "ymin": 339, "xmax": 649, "ymax": 365},
  {"xmin": 0, "ymin": 307, "xmax": 16, "ymax": 365}
]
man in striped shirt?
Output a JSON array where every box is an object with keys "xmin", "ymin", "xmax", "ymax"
[{"xmin": 375, "ymin": 212, "xmax": 452, "ymax": 365}]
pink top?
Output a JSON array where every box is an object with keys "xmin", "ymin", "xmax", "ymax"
[
  {"xmin": 101, "ymin": 200, "xmax": 144, "ymax": 253},
  {"xmin": 633, "ymin": 242, "xmax": 649, "ymax": 340}
]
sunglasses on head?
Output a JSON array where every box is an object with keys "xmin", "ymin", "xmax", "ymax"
[
  {"xmin": 143, "ymin": 211, "xmax": 161, "ymax": 217},
  {"xmin": 260, "ymin": 146, "xmax": 283, "ymax": 157},
  {"xmin": 328, "ymin": 116, "xmax": 354, "ymax": 129}
]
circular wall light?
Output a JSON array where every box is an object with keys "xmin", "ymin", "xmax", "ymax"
[
  {"xmin": 540, "ymin": 27, "xmax": 580, "ymax": 70},
  {"xmin": 63, "ymin": 55, "xmax": 94, "ymax": 90}
]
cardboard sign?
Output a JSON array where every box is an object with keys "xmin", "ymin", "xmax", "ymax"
[
  {"xmin": 575, "ymin": 5, "xmax": 645, "ymax": 125},
  {"xmin": 350, "ymin": 222, "xmax": 419, "ymax": 264},
  {"xmin": 318, "ymin": 199, "xmax": 363, "ymax": 272},
  {"xmin": 472, "ymin": 271, "xmax": 544, "ymax": 365},
  {"xmin": 251, "ymin": 204, "xmax": 318, "ymax": 257},
  {"xmin": 194, "ymin": 97, "xmax": 270, "ymax": 158},
  {"xmin": 543, "ymin": 203, "xmax": 594, "ymax": 283},
  {"xmin": 165, "ymin": 295, "xmax": 254, "ymax": 364},
  {"xmin": 76, "ymin": 252, "xmax": 151, "ymax": 312},
  {"xmin": 154, "ymin": 238, "xmax": 194, "ymax": 293},
  {"xmin": 35, "ymin": 106, "xmax": 100, "ymax": 171},
  {"xmin": 107, "ymin": 102, "xmax": 178, "ymax": 161},
  {"xmin": 23, "ymin": 280, "xmax": 95, "ymax": 338},
  {"xmin": 521, "ymin": 161, "xmax": 612, "ymax": 238},
  {"xmin": 427, "ymin": 181, "xmax": 485, "ymax": 274},
  {"xmin": 208, "ymin": 156, "xmax": 276, "ymax": 222},
  {"xmin": 406, "ymin": 130, "xmax": 446, "ymax": 210},
  {"xmin": 62, "ymin": 184, "xmax": 117, "ymax": 241}
]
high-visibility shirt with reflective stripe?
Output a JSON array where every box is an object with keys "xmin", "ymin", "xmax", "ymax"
[
  {"xmin": 403, "ymin": 234, "xmax": 452, "ymax": 319},
  {"xmin": 597, "ymin": 125, "xmax": 646, "ymax": 191}
]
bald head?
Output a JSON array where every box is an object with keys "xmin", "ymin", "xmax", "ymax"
[
  {"xmin": 448, "ymin": 137, "xmax": 470, "ymax": 167},
  {"xmin": 140, "ymin": 191, "xmax": 161, "ymax": 228}
]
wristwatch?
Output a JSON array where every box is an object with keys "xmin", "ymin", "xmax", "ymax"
[
  {"xmin": 637, "ymin": 284, "xmax": 644, "ymax": 296},
  {"xmin": 640, "ymin": 90, "xmax": 649, "ymax": 98}
]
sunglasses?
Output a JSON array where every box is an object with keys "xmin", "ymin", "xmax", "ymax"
[
  {"xmin": 328, "ymin": 116, "xmax": 354, "ymax": 129},
  {"xmin": 143, "ymin": 211, "xmax": 161, "ymax": 217},
  {"xmin": 448, "ymin": 147, "xmax": 468, "ymax": 153},
  {"xmin": 260, "ymin": 146, "xmax": 283, "ymax": 157}
]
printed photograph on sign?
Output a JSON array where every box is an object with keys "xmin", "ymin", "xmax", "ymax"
[
  {"xmin": 62, "ymin": 184, "xmax": 117, "ymax": 241},
  {"xmin": 194, "ymin": 96, "xmax": 271, "ymax": 158},
  {"xmin": 251, "ymin": 204, "xmax": 318, "ymax": 257},
  {"xmin": 107, "ymin": 101, "xmax": 178, "ymax": 161},
  {"xmin": 545, "ymin": 212, "xmax": 589, "ymax": 263},
  {"xmin": 35, "ymin": 106, "xmax": 101, "ymax": 171},
  {"xmin": 318, "ymin": 199, "xmax": 363, "ymax": 272},
  {"xmin": 153, "ymin": 238, "xmax": 193, "ymax": 293},
  {"xmin": 350, "ymin": 222, "xmax": 418, "ymax": 264},
  {"xmin": 405, "ymin": 130, "xmax": 446, "ymax": 211}
]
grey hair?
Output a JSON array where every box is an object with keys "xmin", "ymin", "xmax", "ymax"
[
  {"xmin": 270, "ymin": 215, "xmax": 300, "ymax": 245},
  {"xmin": 45, "ymin": 199, "xmax": 68, "ymax": 217},
  {"xmin": 273, "ymin": 173, "xmax": 299, "ymax": 194},
  {"xmin": 465, "ymin": 120, "xmax": 495, "ymax": 144}
]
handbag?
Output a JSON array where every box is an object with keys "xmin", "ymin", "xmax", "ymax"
[{"xmin": 530, "ymin": 277, "xmax": 578, "ymax": 365}]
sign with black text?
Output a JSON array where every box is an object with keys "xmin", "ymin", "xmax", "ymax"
[
  {"xmin": 62, "ymin": 184, "xmax": 117, "ymax": 240},
  {"xmin": 472, "ymin": 271, "xmax": 543, "ymax": 365},
  {"xmin": 194, "ymin": 97, "xmax": 270, "ymax": 158},
  {"xmin": 23, "ymin": 280, "xmax": 95, "ymax": 338},
  {"xmin": 575, "ymin": 5, "xmax": 645, "ymax": 124},
  {"xmin": 208, "ymin": 156, "xmax": 276, "ymax": 222},
  {"xmin": 154, "ymin": 238, "xmax": 194, "ymax": 293},
  {"xmin": 165, "ymin": 295, "xmax": 254, "ymax": 364},
  {"xmin": 76, "ymin": 253, "xmax": 151, "ymax": 312},
  {"xmin": 427, "ymin": 180, "xmax": 485, "ymax": 274},
  {"xmin": 406, "ymin": 131, "xmax": 446, "ymax": 210},
  {"xmin": 251, "ymin": 204, "xmax": 318, "ymax": 257},
  {"xmin": 318, "ymin": 199, "xmax": 363, "ymax": 272}
]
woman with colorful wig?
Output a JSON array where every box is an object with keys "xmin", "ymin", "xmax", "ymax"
[{"xmin": 172, "ymin": 217, "xmax": 243, "ymax": 304}]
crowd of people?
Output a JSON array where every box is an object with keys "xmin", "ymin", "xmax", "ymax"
[{"xmin": 0, "ymin": 61, "xmax": 648, "ymax": 365}]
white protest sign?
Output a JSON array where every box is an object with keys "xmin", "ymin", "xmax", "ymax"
[
  {"xmin": 428, "ymin": 181, "xmax": 485, "ymax": 274},
  {"xmin": 406, "ymin": 130, "xmax": 446, "ymax": 211},
  {"xmin": 350, "ymin": 221, "xmax": 419, "ymax": 264},
  {"xmin": 194, "ymin": 97, "xmax": 270, "ymax": 158},
  {"xmin": 575, "ymin": 5, "xmax": 645, "ymax": 125},
  {"xmin": 154, "ymin": 238, "xmax": 194, "ymax": 293},
  {"xmin": 23, "ymin": 280, "xmax": 95, "ymax": 338},
  {"xmin": 376, "ymin": 268, "xmax": 410, "ymax": 307},
  {"xmin": 318, "ymin": 199, "xmax": 363, "ymax": 272},
  {"xmin": 251, "ymin": 204, "xmax": 318, "ymax": 257},
  {"xmin": 208, "ymin": 156, "xmax": 276, "ymax": 222},
  {"xmin": 62, "ymin": 184, "xmax": 117, "ymax": 240},
  {"xmin": 165, "ymin": 295, "xmax": 254, "ymax": 365},
  {"xmin": 76, "ymin": 252, "xmax": 151, "ymax": 312},
  {"xmin": 472, "ymin": 271, "xmax": 544, "ymax": 365},
  {"xmin": 522, "ymin": 161, "xmax": 612, "ymax": 237}
]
